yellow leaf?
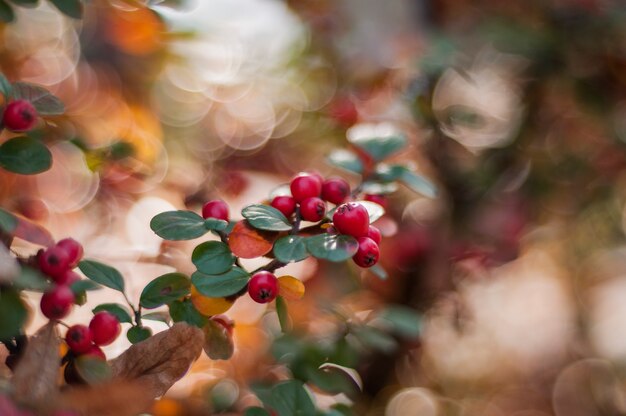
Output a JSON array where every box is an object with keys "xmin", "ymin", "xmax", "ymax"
[
  {"xmin": 190, "ymin": 285, "xmax": 234, "ymax": 316},
  {"xmin": 278, "ymin": 275, "xmax": 305, "ymax": 301}
]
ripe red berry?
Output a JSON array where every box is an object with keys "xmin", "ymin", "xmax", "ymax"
[
  {"xmin": 38, "ymin": 246, "xmax": 71, "ymax": 279},
  {"xmin": 3, "ymin": 100, "xmax": 37, "ymax": 132},
  {"xmin": 65, "ymin": 325, "xmax": 93, "ymax": 354},
  {"xmin": 322, "ymin": 178, "xmax": 350, "ymax": 205},
  {"xmin": 290, "ymin": 174, "xmax": 322, "ymax": 203},
  {"xmin": 202, "ymin": 199, "xmax": 229, "ymax": 221},
  {"xmin": 58, "ymin": 270, "xmax": 81, "ymax": 286},
  {"xmin": 367, "ymin": 225, "xmax": 382, "ymax": 245},
  {"xmin": 271, "ymin": 195, "xmax": 296, "ymax": 218},
  {"xmin": 40, "ymin": 285, "xmax": 75, "ymax": 320},
  {"xmin": 307, "ymin": 171, "xmax": 325, "ymax": 185},
  {"xmin": 332, "ymin": 203, "xmax": 369, "ymax": 237},
  {"xmin": 300, "ymin": 197, "xmax": 326, "ymax": 222},
  {"xmin": 56, "ymin": 238, "xmax": 83, "ymax": 268},
  {"xmin": 89, "ymin": 312, "xmax": 121, "ymax": 346},
  {"xmin": 352, "ymin": 237, "xmax": 380, "ymax": 268},
  {"xmin": 364, "ymin": 194, "xmax": 388, "ymax": 210},
  {"xmin": 248, "ymin": 271, "xmax": 278, "ymax": 304},
  {"xmin": 83, "ymin": 345, "xmax": 106, "ymax": 360}
]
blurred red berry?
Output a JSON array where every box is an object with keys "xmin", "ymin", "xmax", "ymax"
[
  {"xmin": 83, "ymin": 345, "xmax": 106, "ymax": 360},
  {"xmin": 328, "ymin": 96, "xmax": 358, "ymax": 126},
  {"xmin": 367, "ymin": 225, "xmax": 382, "ymax": 245},
  {"xmin": 3, "ymin": 100, "xmax": 37, "ymax": 132},
  {"xmin": 38, "ymin": 246, "xmax": 71, "ymax": 280},
  {"xmin": 65, "ymin": 325, "xmax": 93, "ymax": 354},
  {"xmin": 202, "ymin": 200, "xmax": 229, "ymax": 221},
  {"xmin": 322, "ymin": 178, "xmax": 350, "ymax": 205},
  {"xmin": 56, "ymin": 238, "xmax": 83, "ymax": 268},
  {"xmin": 40, "ymin": 285, "xmax": 74, "ymax": 320},
  {"xmin": 300, "ymin": 197, "xmax": 326, "ymax": 222},
  {"xmin": 353, "ymin": 237, "xmax": 379, "ymax": 268},
  {"xmin": 333, "ymin": 202, "xmax": 369, "ymax": 237},
  {"xmin": 290, "ymin": 174, "xmax": 322, "ymax": 203},
  {"xmin": 364, "ymin": 194, "xmax": 388, "ymax": 210},
  {"xmin": 248, "ymin": 271, "xmax": 278, "ymax": 304},
  {"xmin": 271, "ymin": 195, "xmax": 296, "ymax": 218},
  {"xmin": 89, "ymin": 312, "xmax": 121, "ymax": 346}
]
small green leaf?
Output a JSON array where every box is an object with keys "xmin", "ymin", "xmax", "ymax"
[
  {"xmin": 191, "ymin": 267, "xmax": 249, "ymax": 298},
  {"xmin": 351, "ymin": 325, "xmax": 397, "ymax": 353},
  {"xmin": 242, "ymin": 204, "xmax": 292, "ymax": 231},
  {"xmin": 276, "ymin": 295, "xmax": 291, "ymax": 333},
  {"xmin": 0, "ymin": 0, "xmax": 15, "ymax": 23},
  {"xmin": 0, "ymin": 137, "xmax": 52, "ymax": 175},
  {"xmin": 13, "ymin": 266, "xmax": 50, "ymax": 291},
  {"xmin": 93, "ymin": 303, "xmax": 133, "ymax": 324},
  {"xmin": 74, "ymin": 356, "xmax": 111, "ymax": 385},
  {"xmin": 11, "ymin": 82, "xmax": 64, "ymax": 115},
  {"xmin": 142, "ymin": 311, "xmax": 171, "ymax": 325},
  {"xmin": 376, "ymin": 305, "xmax": 422, "ymax": 338},
  {"xmin": 273, "ymin": 235, "xmax": 308, "ymax": 263},
  {"xmin": 204, "ymin": 218, "xmax": 229, "ymax": 231},
  {"xmin": 192, "ymin": 241, "xmax": 234, "ymax": 275},
  {"xmin": 244, "ymin": 407, "xmax": 270, "ymax": 416},
  {"xmin": 127, "ymin": 326, "xmax": 152, "ymax": 344},
  {"xmin": 150, "ymin": 210, "xmax": 208, "ymax": 241},
  {"xmin": 0, "ymin": 289, "xmax": 27, "ymax": 340},
  {"xmin": 0, "ymin": 73, "xmax": 12, "ymax": 97},
  {"xmin": 327, "ymin": 149, "xmax": 363, "ymax": 174},
  {"xmin": 269, "ymin": 380, "xmax": 316, "ymax": 416},
  {"xmin": 374, "ymin": 164, "xmax": 405, "ymax": 182},
  {"xmin": 369, "ymin": 264, "xmax": 388, "ymax": 280},
  {"xmin": 78, "ymin": 260, "xmax": 125, "ymax": 292},
  {"xmin": 400, "ymin": 169, "xmax": 437, "ymax": 198},
  {"xmin": 349, "ymin": 133, "xmax": 407, "ymax": 162},
  {"xmin": 203, "ymin": 318, "xmax": 234, "ymax": 360},
  {"xmin": 140, "ymin": 272, "xmax": 190, "ymax": 309},
  {"xmin": 47, "ymin": 0, "xmax": 83, "ymax": 19},
  {"xmin": 0, "ymin": 208, "xmax": 17, "ymax": 234},
  {"xmin": 169, "ymin": 298, "xmax": 207, "ymax": 328},
  {"xmin": 305, "ymin": 234, "xmax": 358, "ymax": 262},
  {"xmin": 70, "ymin": 279, "xmax": 102, "ymax": 293}
]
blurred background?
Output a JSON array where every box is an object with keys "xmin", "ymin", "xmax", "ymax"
[{"xmin": 2, "ymin": 0, "xmax": 626, "ymax": 414}]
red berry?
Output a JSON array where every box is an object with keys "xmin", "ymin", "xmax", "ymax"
[
  {"xmin": 59, "ymin": 270, "xmax": 81, "ymax": 286},
  {"xmin": 290, "ymin": 174, "xmax": 322, "ymax": 203},
  {"xmin": 271, "ymin": 196, "xmax": 296, "ymax": 218},
  {"xmin": 332, "ymin": 203, "xmax": 369, "ymax": 237},
  {"xmin": 248, "ymin": 271, "xmax": 278, "ymax": 304},
  {"xmin": 328, "ymin": 96, "xmax": 358, "ymax": 126},
  {"xmin": 364, "ymin": 194, "xmax": 388, "ymax": 210},
  {"xmin": 300, "ymin": 197, "xmax": 326, "ymax": 222},
  {"xmin": 322, "ymin": 178, "xmax": 350, "ymax": 205},
  {"xmin": 56, "ymin": 238, "xmax": 83, "ymax": 268},
  {"xmin": 307, "ymin": 171, "xmax": 325, "ymax": 185},
  {"xmin": 367, "ymin": 225, "xmax": 382, "ymax": 245},
  {"xmin": 3, "ymin": 100, "xmax": 37, "ymax": 132},
  {"xmin": 65, "ymin": 325, "xmax": 93, "ymax": 354},
  {"xmin": 38, "ymin": 246, "xmax": 71, "ymax": 279},
  {"xmin": 202, "ymin": 200, "xmax": 229, "ymax": 221},
  {"xmin": 40, "ymin": 285, "xmax": 75, "ymax": 320},
  {"xmin": 83, "ymin": 345, "xmax": 106, "ymax": 360},
  {"xmin": 89, "ymin": 312, "xmax": 121, "ymax": 346},
  {"xmin": 352, "ymin": 237, "xmax": 380, "ymax": 268}
]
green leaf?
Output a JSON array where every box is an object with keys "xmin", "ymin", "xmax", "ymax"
[
  {"xmin": 47, "ymin": 0, "xmax": 82, "ymax": 19},
  {"xmin": 192, "ymin": 241, "xmax": 234, "ymax": 275},
  {"xmin": 242, "ymin": 204, "xmax": 292, "ymax": 231},
  {"xmin": 93, "ymin": 303, "xmax": 133, "ymax": 324},
  {"xmin": 140, "ymin": 272, "xmax": 190, "ymax": 309},
  {"xmin": 74, "ymin": 356, "xmax": 111, "ymax": 385},
  {"xmin": 376, "ymin": 305, "xmax": 422, "ymax": 338},
  {"xmin": 0, "ymin": 289, "xmax": 27, "ymax": 340},
  {"xmin": 314, "ymin": 363, "xmax": 362, "ymax": 397},
  {"xmin": 78, "ymin": 260, "xmax": 125, "ymax": 292},
  {"xmin": 191, "ymin": 267, "xmax": 249, "ymax": 298},
  {"xmin": 0, "ymin": 0, "xmax": 15, "ymax": 23},
  {"xmin": 204, "ymin": 218, "xmax": 229, "ymax": 231},
  {"xmin": 374, "ymin": 164, "xmax": 405, "ymax": 182},
  {"xmin": 70, "ymin": 279, "xmax": 102, "ymax": 293},
  {"xmin": 360, "ymin": 181, "xmax": 398, "ymax": 195},
  {"xmin": 169, "ymin": 298, "xmax": 207, "ymax": 328},
  {"xmin": 349, "ymin": 133, "xmax": 407, "ymax": 162},
  {"xmin": 150, "ymin": 210, "xmax": 208, "ymax": 241},
  {"xmin": 8, "ymin": 0, "xmax": 38, "ymax": 7},
  {"xmin": 142, "ymin": 311, "xmax": 171, "ymax": 325},
  {"xmin": 269, "ymin": 380, "xmax": 316, "ymax": 416},
  {"xmin": 369, "ymin": 264, "xmax": 388, "ymax": 280},
  {"xmin": 13, "ymin": 266, "xmax": 50, "ymax": 291},
  {"xmin": 0, "ymin": 208, "xmax": 17, "ymax": 234},
  {"xmin": 244, "ymin": 407, "xmax": 270, "ymax": 416},
  {"xmin": 351, "ymin": 325, "xmax": 397, "ymax": 353},
  {"xmin": 127, "ymin": 326, "xmax": 152, "ymax": 344},
  {"xmin": 276, "ymin": 295, "xmax": 291, "ymax": 333},
  {"xmin": 305, "ymin": 234, "xmax": 358, "ymax": 262},
  {"xmin": 400, "ymin": 169, "xmax": 437, "ymax": 198},
  {"xmin": 203, "ymin": 318, "xmax": 234, "ymax": 360},
  {"xmin": 0, "ymin": 73, "xmax": 12, "ymax": 97},
  {"xmin": 11, "ymin": 82, "xmax": 64, "ymax": 115},
  {"xmin": 327, "ymin": 149, "xmax": 363, "ymax": 174},
  {"xmin": 273, "ymin": 235, "xmax": 308, "ymax": 263},
  {"xmin": 0, "ymin": 137, "xmax": 52, "ymax": 175}
]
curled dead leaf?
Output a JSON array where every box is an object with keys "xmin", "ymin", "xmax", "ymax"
[{"xmin": 228, "ymin": 220, "xmax": 276, "ymax": 259}]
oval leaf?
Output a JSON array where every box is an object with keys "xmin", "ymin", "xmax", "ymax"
[
  {"xmin": 348, "ymin": 132, "xmax": 407, "ymax": 162},
  {"xmin": 192, "ymin": 241, "xmax": 234, "ymax": 275},
  {"xmin": 204, "ymin": 218, "xmax": 229, "ymax": 231},
  {"xmin": 190, "ymin": 285, "xmax": 234, "ymax": 316},
  {"xmin": 74, "ymin": 356, "xmax": 112, "ymax": 385},
  {"xmin": 400, "ymin": 168, "xmax": 437, "ymax": 198},
  {"xmin": 305, "ymin": 234, "xmax": 358, "ymax": 262},
  {"xmin": 228, "ymin": 220, "xmax": 276, "ymax": 259},
  {"xmin": 203, "ymin": 319, "xmax": 234, "ymax": 360},
  {"xmin": 191, "ymin": 267, "xmax": 249, "ymax": 298},
  {"xmin": 169, "ymin": 298, "xmax": 208, "ymax": 328},
  {"xmin": 150, "ymin": 210, "xmax": 208, "ymax": 241},
  {"xmin": 277, "ymin": 276, "xmax": 305, "ymax": 301},
  {"xmin": 92, "ymin": 303, "xmax": 133, "ymax": 324},
  {"xmin": 327, "ymin": 149, "xmax": 363, "ymax": 174},
  {"xmin": 70, "ymin": 279, "xmax": 102, "ymax": 293},
  {"xmin": 141, "ymin": 311, "xmax": 171, "ymax": 325},
  {"xmin": 273, "ymin": 235, "xmax": 308, "ymax": 263},
  {"xmin": 11, "ymin": 82, "xmax": 65, "ymax": 115},
  {"xmin": 78, "ymin": 260, "xmax": 125, "ymax": 292},
  {"xmin": 127, "ymin": 326, "xmax": 152, "ymax": 344},
  {"xmin": 242, "ymin": 204, "xmax": 292, "ymax": 231},
  {"xmin": 0, "ymin": 137, "xmax": 52, "ymax": 175},
  {"xmin": 140, "ymin": 273, "xmax": 190, "ymax": 309}
]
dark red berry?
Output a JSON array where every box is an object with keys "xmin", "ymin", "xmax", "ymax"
[
  {"xmin": 89, "ymin": 312, "xmax": 121, "ymax": 346},
  {"xmin": 271, "ymin": 196, "xmax": 296, "ymax": 218},
  {"xmin": 3, "ymin": 100, "xmax": 37, "ymax": 132},
  {"xmin": 328, "ymin": 96, "xmax": 358, "ymax": 126},
  {"xmin": 352, "ymin": 237, "xmax": 380, "ymax": 268},
  {"xmin": 65, "ymin": 325, "xmax": 93, "ymax": 354},
  {"xmin": 59, "ymin": 270, "xmax": 81, "ymax": 286},
  {"xmin": 202, "ymin": 200, "xmax": 229, "ymax": 221},
  {"xmin": 38, "ymin": 246, "xmax": 71, "ymax": 279},
  {"xmin": 364, "ymin": 194, "xmax": 388, "ymax": 210},
  {"xmin": 83, "ymin": 345, "xmax": 106, "ymax": 360},
  {"xmin": 40, "ymin": 285, "xmax": 75, "ymax": 320},
  {"xmin": 300, "ymin": 197, "xmax": 326, "ymax": 222},
  {"xmin": 290, "ymin": 174, "xmax": 322, "ymax": 203},
  {"xmin": 367, "ymin": 225, "xmax": 382, "ymax": 245},
  {"xmin": 332, "ymin": 202, "xmax": 369, "ymax": 237},
  {"xmin": 56, "ymin": 238, "xmax": 83, "ymax": 268},
  {"xmin": 307, "ymin": 171, "xmax": 325, "ymax": 185},
  {"xmin": 248, "ymin": 271, "xmax": 278, "ymax": 304},
  {"xmin": 322, "ymin": 178, "xmax": 350, "ymax": 205}
]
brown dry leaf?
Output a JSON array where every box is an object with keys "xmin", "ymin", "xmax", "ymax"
[
  {"xmin": 54, "ymin": 380, "xmax": 153, "ymax": 416},
  {"xmin": 11, "ymin": 322, "xmax": 60, "ymax": 404},
  {"xmin": 228, "ymin": 220, "xmax": 277, "ymax": 258},
  {"xmin": 109, "ymin": 322, "xmax": 204, "ymax": 398}
]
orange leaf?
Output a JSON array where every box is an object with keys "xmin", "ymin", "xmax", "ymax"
[
  {"xmin": 278, "ymin": 275, "xmax": 305, "ymax": 300},
  {"xmin": 190, "ymin": 285, "xmax": 234, "ymax": 316},
  {"xmin": 228, "ymin": 220, "xmax": 276, "ymax": 259}
]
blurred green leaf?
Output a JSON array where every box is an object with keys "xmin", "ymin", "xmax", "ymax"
[
  {"xmin": 48, "ymin": 0, "xmax": 82, "ymax": 19},
  {"xmin": 351, "ymin": 325, "xmax": 397, "ymax": 353},
  {"xmin": 400, "ymin": 169, "xmax": 437, "ymax": 198},
  {"xmin": 78, "ymin": 260, "xmax": 125, "ymax": 292},
  {"xmin": 92, "ymin": 303, "xmax": 133, "ymax": 324},
  {"xmin": 150, "ymin": 210, "xmax": 208, "ymax": 241},
  {"xmin": 13, "ymin": 266, "xmax": 50, "ymax": 291},
  {"xmin": 140, "ymin": 273, "xmax": 190, "ymax": 309},
  {"xmin": 0, "ymin": 137, "xmax": 52, "ymax": 175},
  {"xmin": 204, "ymin": 218, "xmax": 229, "ymax": 231},
  {"xmin": 0, "ymin": 208, "xmax": 17, "ymax": 234},
  {"xmin": 276, "ymin": 295, "xmax": 291, "ymax": 333},
  {"xmin": 306, "ymin": 234, "xmax": 358, "ymax": 262},
  {"xmin": 127, "ymin": 326, "xmax": 152, "ymax": 344},
  {"xmin": 369, "ymin": 264, "xmax": 388, "ymax": 280},
  {"xmin": 74, "ymin": 356, "xmax": 111, "ymax": 385},
  {"xmin": 360, "ymin": 181, "xmax": 398, "ymax": 195},
  {"xmin": 0, "ymin": 73, "xmax": 11, "ymax": 96},
  {"xmin": 70, "ymin": 279, "xmax": 102, "ymax": 293},
  {"xmin": 0, "ymin": 0, "xmax": 14, "ymax": 23},
  {"xmin": 0, "ymin": 289, "xmax": 26, "ymax": 340},
  {"xmin": 203, "ymin": 319, "xmax": 234, "ymax": 360},
  {"xmin": 274, "ymin": 235, "xmax": 308, "ymax": 263},
  {"xmin": 192, "ymin": 241, "xmax": 234, "ymax": 275},
  {"xmin": 11, "ymin": 82, "xmax": 64, "ymax": 115},
  {"xmin": 315, "ymin": 363, "xmax": 361, "ymax": 397},
  {"xmin": 269, "ymin": 380, "xmax": 316, "ymax": 416},
  {"xmin": 327, "ymin": 149, "xmax": 363, "ymax": 174},
  {"xmin": 142, "ymin": 311, "xmax": 171, "ymax": 325},
  {"xmin": 242, "ymin": 204, "xmax": 292, "ymax": 232},
  {"xmin": 8, "ymin": 0, "xmax": 38, "ymax": 7},
  {"xmin": 376, "ymin": 306, "xmax": 422, "ymax": 338},
  {"xmin": 191, "ymin": 267, "xmax": 249, "ymax": 298},
  {"xmin": 169, "ymin": 298, "xmax": 207, "ymax": 328},
  {"xmin": 349, "ymin": 134, "xmax": 406, "ymax": 162},
  {"xmin": 244, "ymin": 407, "xmax": 270, "ymax": 416}
]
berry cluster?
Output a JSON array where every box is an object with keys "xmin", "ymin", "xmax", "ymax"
[
  {"xmin": 64, "ymin": 311, "xmax": 121, "ymax": 360},
  {"xmin": 3, "ymin": 99, "xmax": 37, "ymax": 132},
  {"xmin": 332, "ymin": 202, "xmax": 381, "ymax": 268},
  {"xmin": 38, "ymin": 238, "xmax": 84, "ymax": 320}
]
